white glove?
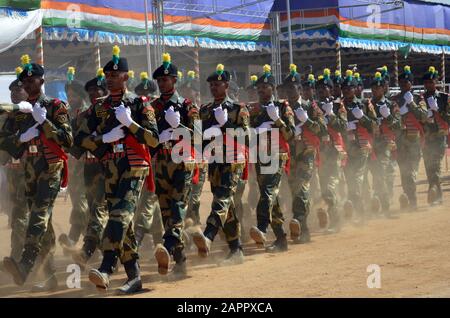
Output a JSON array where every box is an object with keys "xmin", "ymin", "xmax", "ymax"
[
  {"xmin": 102, "ymin": 125, "xmax": 125, "ymax": 143},
  {"xmin": 379, "ymin": 105, "xmax": 391, "ymax": 119},
  {"xmin": 404, "ymin": 91, "xmax": 413, "ymax": 104},
  {"xmin": 159, "ymin": 128, "xmax": 174, "ymax": 143},
  {"xmin": 203, "ymin": 124, "xmax": 222, "ymax": 140},
  {"xmin": 265, "ymin": 103, "xmax": 280, "ymax": 121},
  {"xmin": 214, "ymin": 106, "xmax": 228, "ymax": 127},
  {"xmin": 427, "ymin": 96, "xmax": 438, "ymax": 111},
  {"xmin": 399, "ymin": 104, "xmax": 409, "ymax": 115},
  {"xmin": 19, "ymin": 124, "xmax": 39, "ymax": 143},
  {"xmin": 256, "ymin": 121, "xmax": 274, "ymax": 134},
  {"xmin": 294, "ymin": 108, "xmax": 309, "ymax": 123},
  {"xmin": 92, "ymin": 131, "xmax": 97, "ymax": 137},
  {"xmin": 32, "ymin": 103, "xmax": 47, "ymax": 125},
  {"xmin": 17, "ymin": 101, "xmax": 33, "ymax": 113},
  {"xmin": 164, "ymin": 106, "xmax": 181, "ymax": 129},
  {"xmin": 294, "ymin": 124, "xmax": 303, "ymax": 136},
  {"xmin": 427, "ymin": 109, "xmax": 434, "ymax": 118},
  {"xmin": 347, "ymin": 120, "xmax": 357, "ymax": 131},
  {"xmin": 352, "ymin": 107, "xmax": 364, "ymax": 120},
  {"xmin": 115, "ymin": 104, "xmax": 134, "ymax": 127},
  {"xmin": 321, "ymin": 102, "xmax": 334, "ymax": 116}
]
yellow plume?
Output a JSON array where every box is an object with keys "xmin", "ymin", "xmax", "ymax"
[
  {"xmin": 97, "ymin": 68, "xmax": 104, "ymax": 77},
  {"xmin": 216, "ymin": 64, "xmax": 224, "ymax": 72},
  {"xmin": 15, "ymin": 67, "xmax": 23, "ymax": 76},
  {"xmin": 345, "ymin": 70, "xmax": 353, "ymax": 77},
  {"xmin": 112, "ymin": 45, "xmax": 120, "ymax": 57},
  {"xmin": 289, "ymin": 64, "xmax": 297, "ymax": 73},
  {"xmin": 324, "ymin": 68, "xmax": 331, "ymax": 76},
  {"xmin": 140, "ymin": 72, "xmax": 148, "ymax": 80},
  {"xmin": 263, "ymin": 64, "xmax": 271, "ymax": 73},
  {"xmin": 250, "ymin": 75, "xmax": 258, "ymax": 82},
  {"xmin": 162, "ymin": 53, "xmax": 171, "ymax": 63},
  {"xmin": 187, "ymin": 70, "xmax": 196, "ymax": 78},
  {"xmin": 428, "ymin": 66, "xmax": 436, "ymax": 73},
  {"xmin": 21, "ymin": 54, "xmax": 30, "ymax": 66},
  {"xmin": 128, "ymin": 70, "xmax": 135, "ymax": 78}
]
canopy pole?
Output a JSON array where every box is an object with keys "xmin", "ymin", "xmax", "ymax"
[
  {"xmin": 286, "ymin": 0, "xmax": 293, "ymax": 65},
  {"xmin": 335, "ymin": 41, "xmax": 341, "ymax": 73},
  {"xmin": 194, "ymin": 37, "xmax": 201, "ymax": 106},
  {"xmin": 393, "ymin": 51, "xmax": 399, "ymax": 87},
  {"xmin": 144, "ymin": 0, "xmax": 153, "ymax": 75},
  {"xmin": 35, "ymin": 26, "xmax": 44, "ymax": 67},
  {"xmin": 441, "ymin": 48, "xmax": 446, "ymax": 93},
  {"xmin": 95, "ymin": 42, "xmax": 101, "ymax": 70}
]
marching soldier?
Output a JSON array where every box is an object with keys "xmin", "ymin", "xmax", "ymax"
[
  {"xmin": 248, "ymin": 64, "xmax": 295, "ymax": 252},
  {"xmin": 191, "ymin": 63, "xmax": 249, "ymax": 265},
  {"xmin": 2, "ymin": 55, "xmax": 73, "ymax": 289},
  {"xmin": 422, "ymin": 66, "xmax": 450, "ymax": 206},
  {"xmin": 316, "ymin": 68, "xmax": 347, "ymax": 233},
  {"xmin": 151, "ymin": 53, "xmax": 199, "ymax": 277},
  {"xmin": 4, "ymin": 68, "xmax": 29, "ymax": 262},
  {"xmin": 341, "ymin": 70, "xmax": 377, "ymax": 223},
  {"xmin": 71, "ymin": 69, "xmax": 109, "ymax": 269},
  {"xmin": 392, "ymin": 66, "xmax": 428, "ymax": 211},
  {"xmin": 75, "ymin": 46, "xmax": 159, "ymax": 294},
  {"xmin": 284, "ymin": 66, "xmax": 327, "ymax": 243},
  {"xmin": 367, "ymin": 71, "xmax": 401, "ymax": 216},
  {"xmin": 133, "ymin": 71, "xmax": 164, "ymax": 248},
  {"xmin": 59, "ymin": 67, "xmax": 90, "ymax": 254}
]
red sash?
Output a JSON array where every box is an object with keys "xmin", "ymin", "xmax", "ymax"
[
  {"xmin": 356, "ymin": 125, "xmax": 376, "ymax": 160},
  {"xmin": 302, "ymin": 126, "xmax": 321, "ymax": 167},
  {"xmin": 124, "ymin": 134, "xmax": 155, "ymax": 192},
  {"xmin": 405, "ymin": 112, "xmax": 425, "ymax": 141},
  {"xmin": 279, "ymin": 134, "xmax": 291, "ymax": 175},
  {"xmin": 39, "ymin": 134, "xmax": 69, "ymax": 188},
  {"xmin": 327, "ymin": 126, "xmax": 347, "ymax": 166},
  {"xmin": 434, "ymin": 111, "xmax": 449, "ymax": 132}
]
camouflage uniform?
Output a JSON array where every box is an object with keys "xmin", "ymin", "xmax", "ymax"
[
  {"xmin": 75, "ymin": 92, "xmax": 158, "ymax": 272},
  {"xmin": 422, "ymin": 90, "xmax": 450, "ymax": 204},
  {"xmin": 318, "ymin": 97, "xmax": 347, "ymax": 230},
  {"xmin": 5, "ymin": 158, "xmax": 28, "ymax": 261},
  {"xmin": 151, "ymin": 91, "xmax": 198, "ymax": 259},
  {"xmin": 249, "ymin": 99, "xmax": 295, "ymax": 239},
  {"xmin": 186, "ymin": 164, "xmax": 207, "ymax": 225},
  {"xmin": 391, "ymin": 92, "xmax": 428, "ymax": 208},
  {"xmin": 0, "ymin": 94, "xmax": 72, "ymax": 278},
  {"xmin": 288, "ymin": 98, "xmax": 327, "ymax": 238},
  {"xmin": 343, "ymin": 96, "xmax": 378, "ymax": 217},
  {"xmin": 368, "ymin": 97, "xmax": 401, "ymax": 213},
  {"xmin": 199, "ymin": 96, "xmax": 249, "ymax": 247}
]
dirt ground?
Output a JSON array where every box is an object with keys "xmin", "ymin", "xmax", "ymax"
[{"xmin": 0, "ymin": 159, "xmax": 450, "ymax": 298}]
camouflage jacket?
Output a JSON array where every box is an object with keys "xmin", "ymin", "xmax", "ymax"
[{"xmin": 422, "ymin": 90, "xmax": 450, "ymax": 138}]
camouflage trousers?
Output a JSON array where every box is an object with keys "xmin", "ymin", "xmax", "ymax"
[
  {"xmin": 344, "ymin": 144, "xmax": 370, "ymax": 214},
  {"xmin": 6, "ymin": 165, "xmax": 28, "ymax": 261},
  {"xmin": 368, "ymin": 141, "xmax": 396, "ymax": 211},
  {"xmin": 67, "ymin": 158, "xmax": 89, "ymax": 243},
  {"xmin": 396, "ymin": 135, "xmax": 422, "ymax": 207},
  {"xmin": 255, "ymin": 157, "xmax": 287, "ymax": 238},
  {"xmin": 318, "ymin": 146, "xmax": 342, "ymax": 224},
  {"xmin": 186, "ymin": 164, "xmax": 207, "ymax": 225},
  {"xmin": 134, "ymin": 186, "xmax": 164, "ymax": 244},
  {"xmin": 20, "ymin": 156, "xmax": 61, "ymax": 273},
  {"xmin": 203, "ymin": 162, "xmax": 242, "ymax": 243},
  {"xmin": 288, "ymin": 149, "xmax": 316, "ymax": 225},
  {"xmin": 155, "ymin": 152, "xmax": 193, "ymax": 255},
  {"xmin": 83, "ymin": 161, "xmax": 108, "ymax": 249},
  {"xmin": 234, "ymin": 177, "xmax": 247, "ymax": 230},
  {"xmin": 100, "ymin": 158, "xmax": 147, "ymax": 270},
  {"xmin": 423, "ymin": 136, "xmax": 447, "ymax": 202}
]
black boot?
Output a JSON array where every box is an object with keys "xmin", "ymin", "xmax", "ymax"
[
  {"xmin": 170, "ymin": 246, "xmax": 187, "ymax": 279},
  {"xmin": 72, "ymin": 239, "xmax": 97, "ymax": 270},
  {"xmin": 117, "ymin": 260, "xmax": 143, "ymax": 295},
  {"xmin": 265, "ymin": 234, "xmax": 288, "ymax": 253},
  {"xmin": 296, "ymin": 219, "xmax": 311, "ymax": 244},
  {"xmin": 32, "ymin": 254, "xmax": 58, "ymax": 292},
  {"xmin": 4, "ymin": 244, "xmax": 39, "ymax": 285}
]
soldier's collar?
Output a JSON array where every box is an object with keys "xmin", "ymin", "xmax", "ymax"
[
  {"xmin": 260, "ymin": 96, "xmax": 275, "ymax": 106},
  {"xmin": 215, "ymin": 95, "xmax": 234, "ymax": 105},
  {"xmin": 167, "ymin": 90, "xmax": 185, "ymax": 105}
]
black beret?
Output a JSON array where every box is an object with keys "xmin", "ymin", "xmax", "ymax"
[
  {"xmin": 84, "ymin": 77, "xmax": 107, "ymax": 92},
  {"xmin": 256, "ymin": 73, "xmax": 275, "ymax": 86},
  {"xmin": 104, "ymin": 58, "xmax": 129, "ymax": 72},
  {"xmin": 18, "ymin": 63, "xmax": 44, "ymax": 81},
  {"xmin": 8, "ymin": 79, "xmax": 21, "ymax": 90},
  {"xmin": 135, "ymin": 79, "xmax": 158, "ymax": 94},
  {"xmin": 207, "ymin": 70, "xmax": 231, "ymax": 82},
  {"xmin": 152, "ymin": 64, "xmax": 178, "ymax": 79},
  {"xmin": 283, "ymin": 72, "xmax": 302, "ymax": 85}
]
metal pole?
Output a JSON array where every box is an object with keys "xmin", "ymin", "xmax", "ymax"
[
  {"xmin": 194, "ymin": 38, "xmax": 201, "ymax": 106},
  {"xmin": 441, "ymin": 48, "xmax": 446, "ymax": 93},
  {"xmin": 144, "ymin": 0, "xmax": 153, "ymax": 75},
  {"xmin": 335, "ymin": 41, "xmax": 341, "ymax": 73},
  {"xmin": 286, "ymin": 0, "xmax": 293, "ymax": 65},
  {"xmin": 35, "ymin": 26, "xmax": 44, "ymax": 67},
  {"xmin": 393, "ymin": 50, "xmax": 399, "ymax": 87},
  {"xmin": 95, "ymin": 42, "xmax": 101, "ymax": 69}
]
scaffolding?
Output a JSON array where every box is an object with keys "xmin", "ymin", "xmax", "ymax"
[{"xmin": 151, "ymin": 0, "xmax": 165, "ymax": 68}]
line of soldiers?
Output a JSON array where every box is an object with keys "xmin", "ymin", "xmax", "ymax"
[{"xmin": 0, "ymin": 46, "xmax": 448, "ymax": 295}]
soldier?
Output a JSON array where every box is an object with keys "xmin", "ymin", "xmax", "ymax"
[
  {"xmin": 191, "ymin": 64, "xmax": 248, "ymax": 264},
  {"xmin": 1, "ymin": 55, "xmax": 73, "ymax": 289},
  {"xmin": 341, "ymin": 70, "xmax": 377, "ymax": 223},
  {"xmin": 392, "ymin": 66, "xmax": 428, "ymax": 211},
  {"xmin": 355, "ymin": 72, "xmax": 364, "ymax": 99},
  {"xmin": 333, "ymin": 70, "xmax": 343, "ymax": 101},
  {"xmin": 71, "ymin": 69, "xmax": 109, "ymax": 269},
  {"xmin": 151, "ymin": 53, "xmax": 199, "ymax": 277},
  {"xmin": 422, "ymin": 66, "xmax": 450, "ymax": 206},
  {"xmin": 316, "ymin": 68, "xmax": 347, "ymax": 233},
  {"xmin": 133, "ymin": 71, "xmax": 164, "ymax": 248},
  {"xmin": 4, "ymin": 68, "xmax": 29, "ymax": 262},
  {"xmin": 248, "ymin": 64, "xmax": 295, "ymax": 252},
  {"xmin": 244, "ymin": 75, "xmax": 259, "ymax": 104},
  {"xmin": 75, "ymin": 46, "xmax": 159, "ymax": 294},
  {"xmin": 367, "ymin": 71, "xmax": 401, "ymax": 216},
  {"xmin": 284, "ymin": 65, "xmax": 327, "ymax": 243},
  {"xmin": 59, "ymin": 67, "xmax": 90, "ymax": 254}
]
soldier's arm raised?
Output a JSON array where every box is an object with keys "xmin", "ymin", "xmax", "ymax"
[
  {"xmin": 127, "ymin": 99, "xmax": 159, "ymax": 148},
  {"xmin": 273, "ymin": 102, "xmax": 295, "ymax": 141},
  {"xmin": 41, "ymin": 100, "xmax": 73, "ymax": 148}
]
